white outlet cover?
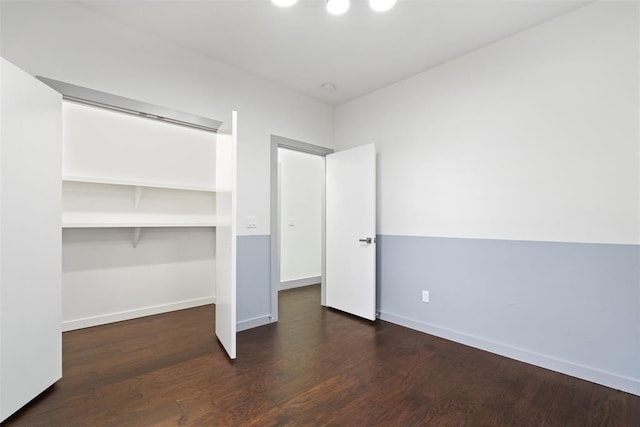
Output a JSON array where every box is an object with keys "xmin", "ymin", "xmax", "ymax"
[{"xmin": 422, "ymin": 290, "xmax": 430, "ymax": 303}]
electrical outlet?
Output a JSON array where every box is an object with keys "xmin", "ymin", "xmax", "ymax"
[{"xmin": 422, "ymin": 290, "xmax": 430, "ymax": 303}]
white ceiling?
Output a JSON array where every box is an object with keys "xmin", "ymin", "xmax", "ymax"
[{"xmin": 75, "ymin": 0, "xmax": 590, "ymax": 105}]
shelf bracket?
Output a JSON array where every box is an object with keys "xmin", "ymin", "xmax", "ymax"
[
  {"xmin": 134, "ymin": 186, "xmax": 142, "ymax": 209},
  {"xmin": 132, "ymin": 227, "xmax": 142, "ymax": 248}
]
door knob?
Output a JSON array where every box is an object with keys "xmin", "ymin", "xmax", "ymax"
[{"xmin": 358, "ymin": 237, "xmax": 373, "ymax": 244}]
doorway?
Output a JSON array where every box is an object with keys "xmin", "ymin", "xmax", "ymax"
[
  {"xmin": 270, "ymin": 135, "xmax": 333, "ymax": 322},
  {"xmin": 278, "ymin": 148, "xmax": 323, "ymax": 289}
]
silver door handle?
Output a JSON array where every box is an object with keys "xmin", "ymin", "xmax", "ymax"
[{"xmin": 359, "ymin": 237, "xmax": 373, "ymax": 244}]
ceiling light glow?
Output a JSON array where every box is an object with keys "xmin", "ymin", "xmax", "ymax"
[
  {"xmin": 326, "ymin": 0, "xmax": 350, "ymax": 16},
  {"xmin": 369, "ymin": 0, "xmax": 397, "ymax": 12},
  {"xmin": 272, "ymin": 0, "xmax": 298, "ymax": 7}
]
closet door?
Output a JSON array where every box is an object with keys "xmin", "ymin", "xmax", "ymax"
[
  {"xmin": 215, "ymin": 111, "xmax": 237, "ymax": 359},
  {"xmin": 0, "ymin": 58, "xmax": 62, "ymax": 422}
]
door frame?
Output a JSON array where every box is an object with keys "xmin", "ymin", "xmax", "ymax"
[{"xmin": 270, "ymin": 135, "xmax": 333, "ymax": 322}]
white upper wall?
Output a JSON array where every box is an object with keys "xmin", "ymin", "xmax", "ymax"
[
  {"xmin": 0, "ymin": 1, "xmax": 334, "ymax": 236},
  {"xmin": 335, "ymin": 2, "xmax": 639, "ymax": 245},
  {"xmin": 2, "ymin": 2, "xmax": 638, "ymax": 245},
  {"xmin": 62, "ymin": 102, "xmax": 217, "ymax": 189}
]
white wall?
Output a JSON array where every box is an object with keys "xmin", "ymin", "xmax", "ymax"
[
  {"xmin": 335, "ymin": 1, "xmax": 640, "ymax": 394},
  {"xmin": 62, "ymin": 102, "xmax": 217, "ymax": 188},
  {"xmin": 279, "ymin": 148, "xmax": 323, "ymax": 283},
  {"xmin": 0, "ymin": 1, "xmax": 334, "ymax": 237},
  {"xmin": 336, "ymin": 1, "xmax": 639, "ymax": 246},
  {"xmin": 62, "ymin": 228, "xmax": 215, "ymax": 330}
]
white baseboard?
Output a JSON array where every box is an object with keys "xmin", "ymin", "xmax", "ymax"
[
  {"xmin": 62, "ymin": 296, "xmax": 216, "ymax": 332},
  {"xmin": 237, "ymin": 315, "xmax": 272, "ymax": 332},
  {"xmin": 280, "ymin": 276, "xmax": 321, "ymax": 291},
  {"xmin": 379, "ymin": 311, "xmax": 640, "ymax": 397}
]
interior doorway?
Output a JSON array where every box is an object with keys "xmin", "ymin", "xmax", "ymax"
[
  {"xmin": 270, "ymin": 135, "xmax": 333, "ymax": 322},
  {"xmin": 278, "ymin": 148, "xmax": 323, "ymax": 289}
]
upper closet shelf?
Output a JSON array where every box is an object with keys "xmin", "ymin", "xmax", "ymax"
[
  {"xmin": 62, "ymin": 221, "xmax": 217, "ymax": 229},
  {"xmin": 62, "ymin": 175, "xmax": 216, "ymax": 192}
]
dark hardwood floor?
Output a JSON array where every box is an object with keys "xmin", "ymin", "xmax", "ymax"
[{"xmin": 4, "ymin": 284, "xmax": 639, "ymax": 426}]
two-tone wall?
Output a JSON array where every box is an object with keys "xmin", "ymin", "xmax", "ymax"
[
  {"xmin": 335, "ymin": 2, "xmax": 640, "ymax": 395},
  {"xmin": 2, "ymin": 0, "xmax": 638, "ymax": 395}
]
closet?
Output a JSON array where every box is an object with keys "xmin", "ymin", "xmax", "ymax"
[
  {"xmin": 59, "ymin": 100, "xmax": 219, "ymax": 331},
  {"xmin": 0, "ymin": 60, "xmax": 237, "ymax": 422}
]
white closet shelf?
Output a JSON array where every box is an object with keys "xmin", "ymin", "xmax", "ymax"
[
  {"xmin": 63, "ymin": 222, "xmax": 217, "ymax": 228},
  {"xmin": 62, "ymin": 213, "xmax": 217, "ymax": 228},
  {"xmin": 62, "ymin": 175, "xmax": 216, "ymax": 192}
]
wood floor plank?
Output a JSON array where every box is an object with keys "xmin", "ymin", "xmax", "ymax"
[{"xmin": 3, "ymin": 284, "xmax": 639, "ymax": 426}]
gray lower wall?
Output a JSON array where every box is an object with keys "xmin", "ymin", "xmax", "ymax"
[
  {"xmin": 237, "ymin": 235, "xmax": 271, "ymax": 331},
  {"xmin": 376, "ymin": 235, "xmax": 640, "ymax": 395}
]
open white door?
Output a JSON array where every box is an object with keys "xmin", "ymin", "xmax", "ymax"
[
  {"xmin": 215, "ymin": 111, "xmax": 237, "ymax": 359},
  {"xmin": 1, "ymin": 58, "xmax": 62, "ymax": 421},
  {"xmin": 326, "ymin": 143, "xmax": 376, "ymax": 321}
]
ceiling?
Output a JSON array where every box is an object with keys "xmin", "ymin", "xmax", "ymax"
[{"xmin": 75, "ymin": 0, "xmax": 590, "ymax": 105}]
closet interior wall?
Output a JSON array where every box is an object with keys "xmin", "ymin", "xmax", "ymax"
[{"xmin": 61, "ymin": 101, "xmax": 218, "ymax": 331}]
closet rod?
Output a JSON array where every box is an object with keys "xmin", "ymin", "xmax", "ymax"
[{"xmin": 36, "ymin": 76, "xmax": 222, "ymax": 133}]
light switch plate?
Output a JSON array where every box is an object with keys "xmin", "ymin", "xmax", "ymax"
[{"xmin": 246, "ymin": 216, "xmax": 257, "ymax": 228}]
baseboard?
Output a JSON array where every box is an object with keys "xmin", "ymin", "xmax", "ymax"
[
  {"xmin": 280, "ymin": 276, "xmax": 321, "ymax": 291},
  {"xmin": 379, "ymin": 311, "xmax": 640, "ymax": 397},
  {"xmin": 237, "ymin": 315, "xmax": 272, "ymax": 332},
  {"xmin": 62, "ymin": 296, "xmax": 216, "ymax": 332}
]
